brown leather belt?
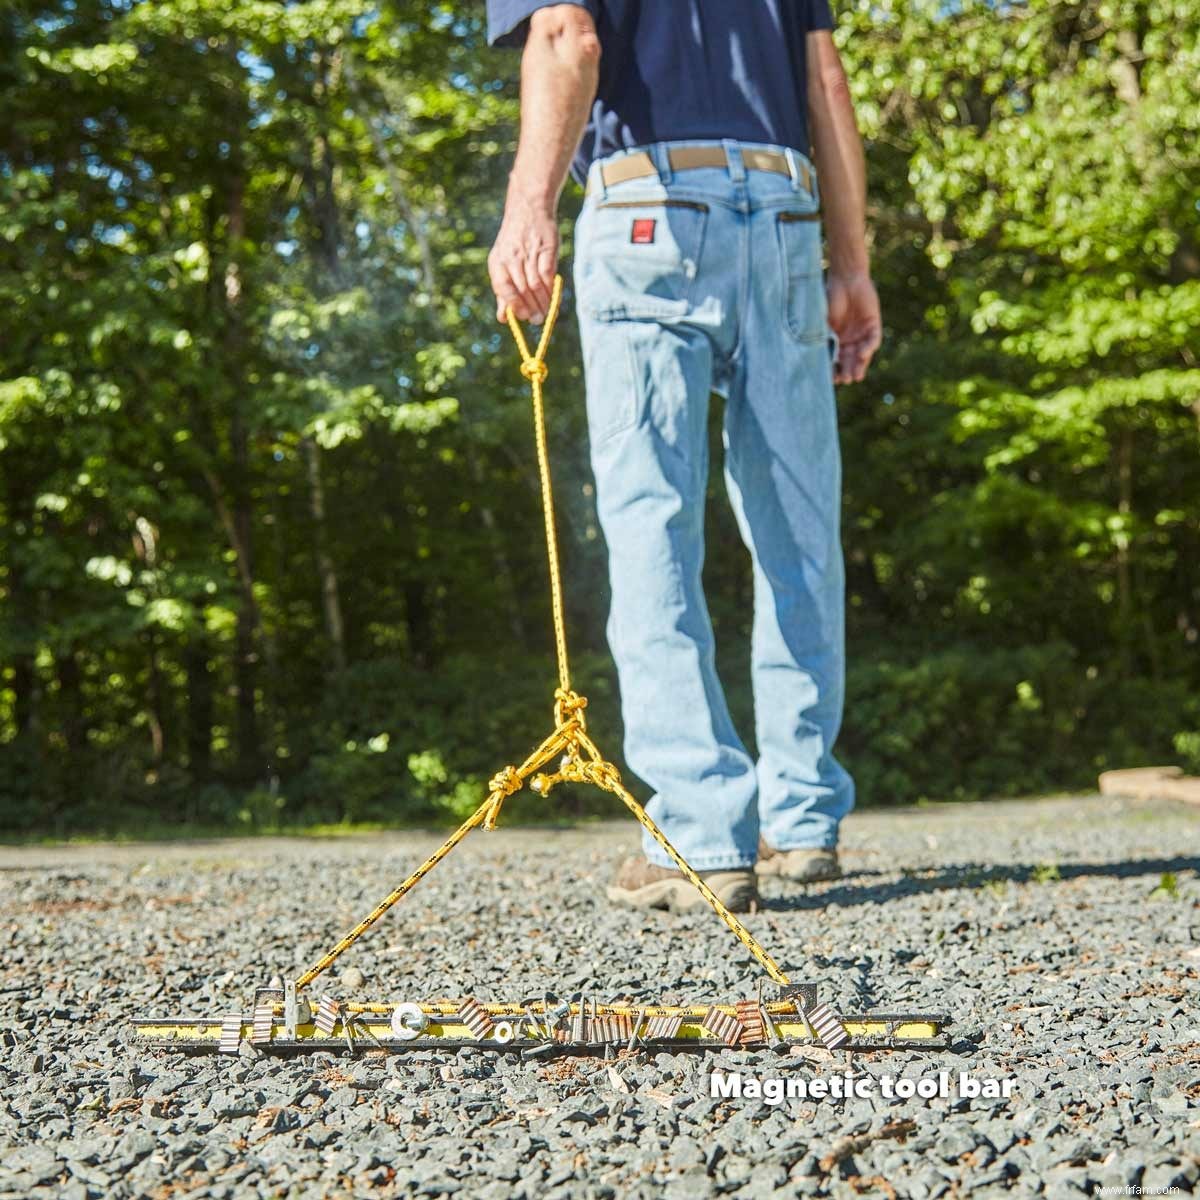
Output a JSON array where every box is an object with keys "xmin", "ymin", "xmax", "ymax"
[{"xmin": 589, "ymin": 144, "xmax": 812, "ymax": 195}]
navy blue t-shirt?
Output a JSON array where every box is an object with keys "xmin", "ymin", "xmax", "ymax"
[{"xmin": 486, "ymin": 0, "xmax": 835, "ymax": 184}]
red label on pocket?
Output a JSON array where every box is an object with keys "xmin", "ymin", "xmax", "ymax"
[{"xmin": 631, "ymin": 218, "xmax": 656, "ymax": 244}]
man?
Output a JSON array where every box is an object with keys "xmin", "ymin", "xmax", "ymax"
[{"xmin": 486, "ymin": 1, "xmax": 881, "ymax": 913}]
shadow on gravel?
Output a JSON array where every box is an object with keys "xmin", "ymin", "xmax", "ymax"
[{"xmin": 760, "ymin": 855, "xmax": 1200, "ymax": 911}]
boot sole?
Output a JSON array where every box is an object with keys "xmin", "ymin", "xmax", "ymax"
[{"xmin": 606, "ymin": 871, "xmax": 757, "ymax": 915}]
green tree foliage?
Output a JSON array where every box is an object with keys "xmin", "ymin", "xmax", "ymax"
[
  {"xmin": 1, "ymin": 0, "xmax": 1197, "ymax": 834},
  {"xmin": 825, "ymin": 0, "xmax": 1200, "ymax": 799}
]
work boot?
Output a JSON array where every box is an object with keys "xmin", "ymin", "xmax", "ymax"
[
  {"xmin": 606, "ymin": 856, "xmax": 757, "ymax": 914},
  {"xmin": 756, "ymin": 839, "xmax": 842, "ymax": 883}
]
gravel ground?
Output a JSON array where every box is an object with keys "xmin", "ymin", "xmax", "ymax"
[{"xmin": 2, "ymin": 793, "xmax": 1198, "ymax": 1199}]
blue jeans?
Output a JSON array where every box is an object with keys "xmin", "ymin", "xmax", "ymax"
[{"xmin": 573, "ymin": 139, "xmax": 855, "ymax": 871}]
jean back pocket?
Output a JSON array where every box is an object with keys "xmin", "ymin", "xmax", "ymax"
[{"xmin": 576, "ymin": 198, "xmax": 709, "ymax": 322}]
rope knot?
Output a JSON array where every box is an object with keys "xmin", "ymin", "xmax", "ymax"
[
  {"xmin": 585, "ymin": 760, "xmax": 622, "ymax": 791},
  {"xmin": 520, "ymin": 358, "xmax": 548, "ymax": 384},
  {"xmin": 554, "ymin": 688, "xmax": 587, "ymax": 717},
  {"xmin": 487, "ymin": 765, "xmax": 523, "ymax": 798}
]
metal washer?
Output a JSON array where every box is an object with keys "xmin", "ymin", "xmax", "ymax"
[{"xmin": 390, "ymin": 1003, "xmax": 429, "ymax": 1041}]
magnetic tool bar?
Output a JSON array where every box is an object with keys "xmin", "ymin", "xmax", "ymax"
[
  {"xmin": 134, "ymin": 997, "xmax": 949, "ymax": 1056},
  {"xmin": 134, "ymin": 279, "xmax": 949, "ymax": 1058}
]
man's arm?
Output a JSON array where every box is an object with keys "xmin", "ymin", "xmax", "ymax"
[
  {"xmin": 806, "ymin": 30, "xmax": 882, "ymax": 384},
  {"xmin": 488, "ymin": 4, "xmax": 600, "ymax": 324}
]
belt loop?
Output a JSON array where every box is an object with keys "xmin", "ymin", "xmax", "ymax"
[
  {"xmin": 588, "ymin": 157, "xmax": 608, "ymax": 201},
  {"xmin": 651, "ymin": 142, "xmax": 673, "ymax": 186},
  {"xmin": 784, "ymin": 147, "xmax": 803, "ymax": 193},
  {"xmin": 722, "ymin": 138, "xmax": 746, "ymax": 184}
]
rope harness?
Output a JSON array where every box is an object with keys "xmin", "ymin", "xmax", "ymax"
[{"xmin": 294, "ymin": 275, "xmax": 790, "ymax": 993}]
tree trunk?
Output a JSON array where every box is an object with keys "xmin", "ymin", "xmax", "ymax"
[
  {"xmin": 224, "ymin": 152, "xmax": 262, "ymax": 785},
  {"xmin": 297, "ymin": 56, "xmax": 349, "ymax": 680},
  {"xmin": 145, "ymin": 633, "xmax": 166, "ymax": 764},
  {"xmin": 464, "ymin": 439, "xmax": 527, "ymax": 645},
  {"xmin": 404, "ymin": 579, "xmax": 433, "ymax": 669},
  {"xmin": 1114, "ymin": 425, "xmax": 1134, "ymax": 677},
  {"xmin": 230, "ymin": 407, "xmax": 260, "ymax": 780},
  {"xmin": 12, "ymin": 654, "xmax": 35, "ymax": 737},
  {"xmin": 55, "ymin": 645, "xmax": 88, "ymax": 754},
  {"xmin": 5, "ymin": 482, "xmax": 37, "ymax": 738},
  {"xmin": 185, "ymin": 603, "xmax": 214, "ymax": 782},
  {"xmin": 303, "ymin": 435, "xmax": 347, "ymax": 675}
]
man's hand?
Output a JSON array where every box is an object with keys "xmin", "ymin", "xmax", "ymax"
[
  {"xmin": 489, "ymin": 198, "xmax": 558, "ymax": 324},
  {"xmin": 826, "ymin": 271, "xmax": 882, "ymax": 384},
  {"xmin": 488, "ymin": 4, "xmax": 600, "ymax": 325}
]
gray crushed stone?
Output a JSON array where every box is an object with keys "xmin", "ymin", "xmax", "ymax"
[{"xmin": 1, "ymin": 794, "xmax": 1198, "ymax": 1197}]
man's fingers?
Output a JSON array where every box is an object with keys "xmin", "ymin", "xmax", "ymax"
[
  {"xmin": 490, "ymin": 257, "xmax": 518, "ymax": 323},
  {"xmin": 507, "ymin": 257, "xmax": 541, "ymax": 322},
  {"xmin": 496, "ymin": 262, "xmax": 554, "ymax": 324},
  {"xmin": 840, "ymin": 342, "xmax": 867, "ymax": 381},
  {"xmin": 535, "ymin": 244, "xmax": 557, "ymax": 285},
  {"xmin": 844, "ymin": 339, "xmax": 875, "ymax": 382},
  {"xmin": 526, "ymin": 270, "xmax": 552, "ymax": 324},
  {"xmin": 502, "ymin": 261, "xmax": 527, "ymax": 321},
  {"xmin": 494, "ymin": 277, "xmax": 520, "ymax": 323},
  {"xmin": 531, "ymin": 246, "xmax": 558, "ymax": 318},
  {"xmin": 833, "ymin": 331, "xmax": 877, "ymax": 384},
  {"xmin": 518, "ymin": 249, "xmax": 557, "ymax": 323},
  {"xmin": 490, "ymin": 255, "xmax": 532, "ymax": 323}
]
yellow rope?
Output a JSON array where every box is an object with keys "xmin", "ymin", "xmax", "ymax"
[
  {"xmin": 506, "ymin": 277, "xmax": 571, "ymax": 695},
  {"xmin": 293, "ymin": 274, "xmax": 790, "ymax": 993}
]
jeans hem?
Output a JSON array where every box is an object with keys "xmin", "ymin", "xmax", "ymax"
[
  {"xmin": 764, "ymin": 839, "xmax": 839, "ymax": 853},
  {"xmin": 644, "ymin": 851, "xmax": 757, "ymax": 872}
]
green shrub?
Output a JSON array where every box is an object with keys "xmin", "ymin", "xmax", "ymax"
[
  {"xmin": 1175, "ymin": 731, "xmax": 1200, "ymax": 774},
  {"xmin": 3, "ymin": 640, "xmax": 1195, "ymax": 837},
  {"xmin": 840, "ymin": 639, "xmax": 1197, "ymax": 804},
  {"xmin": 282, "ymin": 650, "xmax": 624, "ymax": 827}
]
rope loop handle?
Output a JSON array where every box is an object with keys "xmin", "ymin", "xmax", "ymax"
[
  {"xmin": 506, "ymin": 275, "xmax": 564, "ymax": 375},
  {"xmin": 505, "ymin": 276, "xmax": 571, "ymax": 699}
]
